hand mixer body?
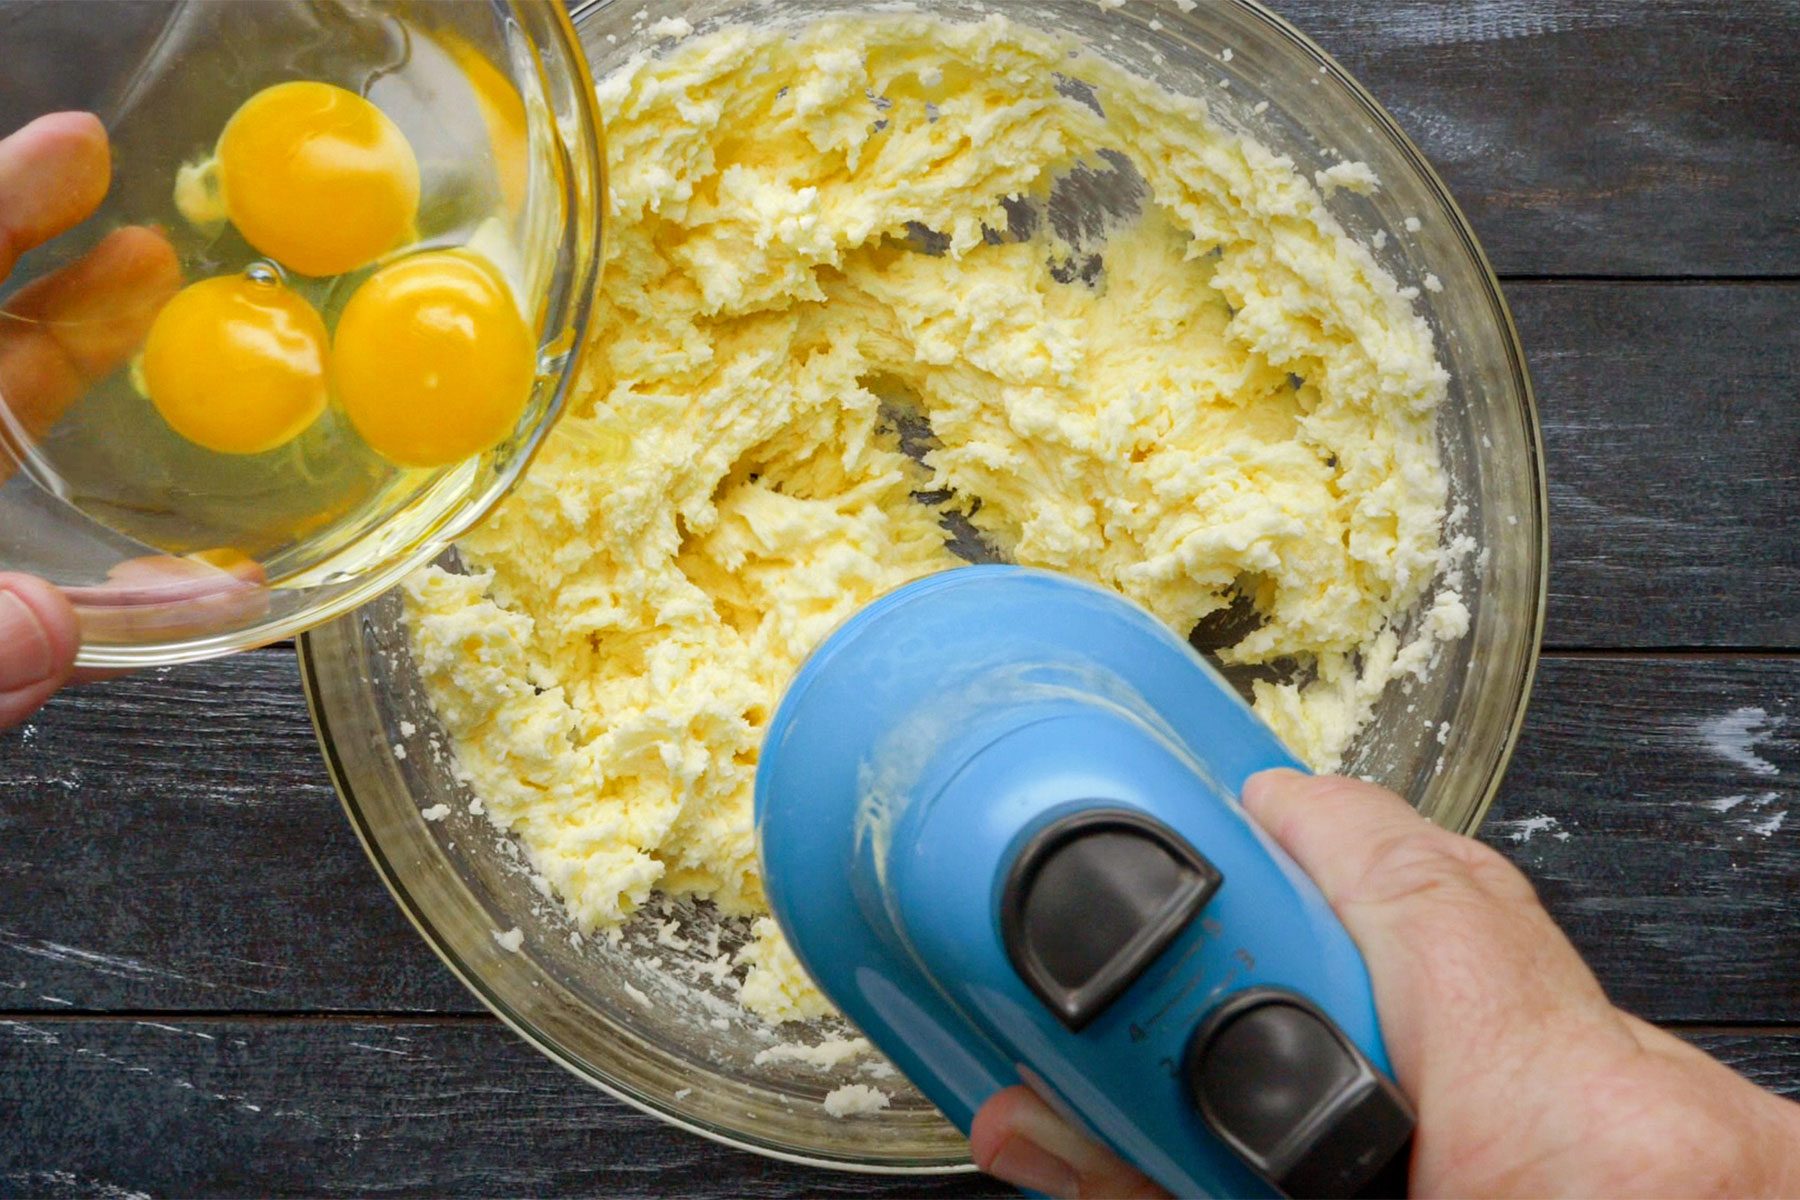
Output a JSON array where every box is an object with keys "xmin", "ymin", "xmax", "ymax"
[{"xmin": 757, "ymin": 566, "xmax": 1414, "ymax": 1197}]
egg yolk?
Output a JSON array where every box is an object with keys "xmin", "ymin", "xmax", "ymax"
[
  {"xmin": 141, "ymin": 274, "xmax": 330, "ymax": 455},
  {"xmin": 217, "ymin": 81, "xmax": 419, "ymax": 277},
  {"xmin": 332, "ymin": 251, "xmax": 534, "ymax": 468}
]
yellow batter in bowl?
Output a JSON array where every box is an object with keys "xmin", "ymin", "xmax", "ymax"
[{"xmin": 403, "ymin": 11, "xmax": 1469, "ymax": 1025}]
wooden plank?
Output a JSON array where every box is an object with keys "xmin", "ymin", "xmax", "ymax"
[
  {"xmin": 1485, "ymin": 657, "xmax": 1799, "ymax": 1023},
  {"xmin": 0, "ymin": 652, "xmax": 1793, "ymax": 1023},
  {"xmin": 0, "ymin": 654, "xmax": 471, "ymax": 1015},
  {"xmin": 1268, "ymin": 0, "xmax": 1800, "ymax": 277},
  {"xmin": 1514, "ymin": 282, "xmax": 1800, "ymax": 649},
  {"xmin": 0, "ymin": 1017, "xmax": 1007, "ymax": 1199},
  {"xmin": 0, "ymin": 1017, "xmax": 1792, "ymax": 1199},
  {"xmin": 1687, "ymin": 1031, "xmax": 1800, "ymax": 1100}
]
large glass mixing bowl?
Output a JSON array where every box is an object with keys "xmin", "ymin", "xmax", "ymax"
[
  {"xmin": 300, "ymin": 0, "xmax": 1547, "ymax": 1174},
  {"xmin": 0, "ymin": 1, "xmax": 603, "ymax": 667}
]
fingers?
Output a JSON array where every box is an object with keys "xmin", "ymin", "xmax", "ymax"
[
  {"xmin": 0, "ymin": 112, "xmax": 111, "ymax": 279},
  {"xmin": 0, "ymin": 554, "xmax": 266, "ymax": 725},
  {"xmin": 1240, "ymin": 769, "xmax": 1628, "ymax": 1097},
  {"xmin": 66, "ymin": 552, "xmax": 270, "ymax": 643},
  {"xmin": 4, "ymin": 223, "xmax": 181, "ymax": 370},
  {"xmin": 0, "ymin": 573, "xmax": 79, "ymax": 729},
  {"xmin": 1244, "ymin": 769, "xmax": 1547, "ymax": 915},
  {"xmin": 0, "ymin": 224, "xmax": 181, "ymax": 450},
  {"xmin": 0, "ymin": 113, "xmax": 175, "ymax": 477},
  {"xmin": 972, "ymin": 1086, "xmax": 1168, "ymax": 1200}
]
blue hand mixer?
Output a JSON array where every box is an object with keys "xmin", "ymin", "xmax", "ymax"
[{"xmin": 756, "ymin": 566, "xmax": 1414, "ymax": 1198}]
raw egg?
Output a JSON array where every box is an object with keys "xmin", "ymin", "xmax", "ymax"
[
  {"xmin": 141, "ymin": 273, "xmax": 330, "ymax": 455},
  {"xmin": 332, "ymin": 251, "xmax": 534, "ymax": 468},
  {"xmin": 217, "ymin": 81, "xmax": 419, "ymax": 277}
]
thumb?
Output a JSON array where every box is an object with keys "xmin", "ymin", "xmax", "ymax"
[
  {"xmin": 1239, "ymin": 769, "xmax": 1631, "ymax": 1105},
  {"xmin": 0, "ymin": 573, "xmax": 79, "ymax": 728},
  {"xmin": 971, "ymin": 1085, "xmax": 1168, "ymax": 1199}
]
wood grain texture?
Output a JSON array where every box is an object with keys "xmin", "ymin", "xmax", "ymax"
[
  {"xmin": 1493, "ymin": 658, "xmax": 1798, "ymax": 1022},
  {"xmin": 0, "ymin": 1018, "xmax": 1006, "ymax": 1199},
  {"xmin": 1691, "ymin": 1032, "xmax": 1800, "ymax": 1098},
  {"xmin": 1515, "ymin": 282, "xmax": 1800, "ymax": 648},
  {"xmin": 0, "ymin": 652, "xmax": 1792, "ymax": 1024},
  {"xmin": 1268, "ymin": 0, "xmax": 1800, "ymax": 276},
  {"xmin": 0, "ymin": 1016, "xmax": 1792, "ymax": 1199},
  {"xmin": 0, "ymin": 657, "xmax": 470, "ymax": 1015}
]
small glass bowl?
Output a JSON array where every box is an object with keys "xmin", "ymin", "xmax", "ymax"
[
  {"xmin": 302, "ymin": 0, "xmax": 1547, "ymax": 1175},
  {"xmin": 0, "ymin": 0, "xmax": 603, "ymax": 667}
]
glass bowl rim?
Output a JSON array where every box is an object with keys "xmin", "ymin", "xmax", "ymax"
[{"xmin": 299, "ymin": 641, "xmax": 972, "ymax": 1174}]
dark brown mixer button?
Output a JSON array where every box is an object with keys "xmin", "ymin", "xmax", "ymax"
[
  {"xmin": 1000, "ymin": 808, "xmax": 1221, "ymax": 1031},
  {"xmin": 1185, "ymin": 989, "xmax": 1414, "ymax": 1199}
]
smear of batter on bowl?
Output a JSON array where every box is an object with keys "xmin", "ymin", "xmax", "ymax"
[
  {"xmin": 823, "ymin": 1082, "xmax": 893, "ymax": 1118},
  {"xmin": 405, "ymin": 12, "xmax": 1467, "ymax": 1023}
]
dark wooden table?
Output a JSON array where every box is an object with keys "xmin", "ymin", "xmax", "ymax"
[{"xmin": 3, "ymin": 2, "xmax": 1797, "ymax": 1196}]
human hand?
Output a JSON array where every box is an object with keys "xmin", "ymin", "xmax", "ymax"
[
  {"xmin": 972, "ymin": 770, "xmax": 1800, "ymax": 1198},
  {"xmin": 0, "ymin": 113, "xmax": 113, "ymax": 727},
  {"xmin": 0, "ymin": 573, "xmax": 79, "ymax": 730},
  {"xmin": 0, "ymin": 111, "xmax": 190, "ymax": 728},
  {"xmin": 1, "ymin": 112, "xmax": 180, "ymax": 457}
]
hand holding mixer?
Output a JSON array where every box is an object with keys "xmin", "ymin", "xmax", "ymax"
[{"xmin": 757, "ymin": 566, "xmax": 1415, "ymax": 1198}]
